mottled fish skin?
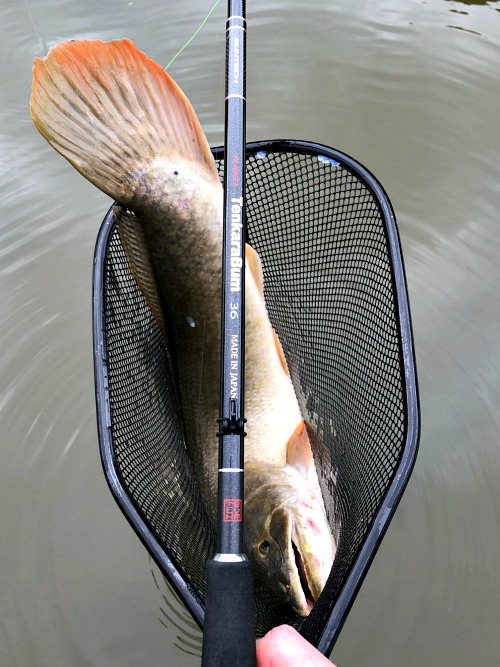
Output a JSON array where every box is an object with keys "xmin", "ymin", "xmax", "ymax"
[
  {"xmin": 30, "ymin": 38, "xmax": 336, "ymax": 615},
  {"xmin": 245, "ymin": 461, "xmax": 336, "ymax": 616}
]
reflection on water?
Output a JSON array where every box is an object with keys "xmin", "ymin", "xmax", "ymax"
[
  {"xmin": 444, "ymin": 0, "xmax": 500, "ymax": 33},
  {"xmin": 444, "ymin": 0, "xmax": 500, "ymax": 28},
  {"xmin": 445, "ymin": 0, "xmax": 498, "ymax": 5},
  {"xmin": 2, "ymin": 0, "xmax": 500, "ymax": 665},
  {"xmin": 155, "ymin": 569, "xmax": 203, "ymax": 658}
]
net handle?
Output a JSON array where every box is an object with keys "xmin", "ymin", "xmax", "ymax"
[{"xmin": 201, "ymin": 2, "xmax": 256, "ymax": 666}]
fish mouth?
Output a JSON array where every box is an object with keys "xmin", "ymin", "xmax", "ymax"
[{"xmin": 291, "ymin": 537, "xmax": 315, "ymax": 614}]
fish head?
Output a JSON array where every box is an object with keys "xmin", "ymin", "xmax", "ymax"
[{"xmin": 244, "ymin": 463, "xmax": 336, "ymax": 617}]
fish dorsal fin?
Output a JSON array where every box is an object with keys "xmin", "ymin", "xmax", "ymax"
[
  {"xmin": 30, "ymin": 39, "xmax": 220, "ymax": 206},
  {"xmin": 245, "ymin": 243, "xmax": 289, "ymax": 374},
  {"xmin": 113, "ymin": 206, "xmax": 168, "ymax": 342},
  {"xmin": 286, "ymin": 421, "xmax": 315, "ymax": 479},
  {"xmin": 245, "ymin": 243, "xmax": 264, "ymax": 297},
  {"xmin": 272, "ymin": 326, "xmax": 289, "ymax": 375}
]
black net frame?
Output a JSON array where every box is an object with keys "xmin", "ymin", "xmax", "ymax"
[{"xmin": 93, "ymin": 140, "xmax": 419, "ymax": 655}]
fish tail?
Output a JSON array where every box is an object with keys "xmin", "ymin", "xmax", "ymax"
[{"xmin": 30, "ymin": 39, "xmax": 219, "ymax": 207}]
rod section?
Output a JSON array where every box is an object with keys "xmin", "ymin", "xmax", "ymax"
[
  {"xmin": 202, "ymin": 3, "xmax": 255, "ymax": 664},
  {"xmin": 216, "ymin": 0, "xmax": 247, "ymax": 557}
]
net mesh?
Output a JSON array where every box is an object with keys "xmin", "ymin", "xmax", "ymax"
[{"xmin": 99, "ymin": 144, "xmax": 408, "ymax": 642}]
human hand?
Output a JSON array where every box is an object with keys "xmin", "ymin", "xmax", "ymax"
[{"xmin": 256, "ymin": 624, "xmax": 337, "ymax": 667}]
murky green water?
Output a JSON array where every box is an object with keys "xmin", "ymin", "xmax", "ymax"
[{"xmin": 1, "ymin": 0, "xmax": 500, "ymax": 665}]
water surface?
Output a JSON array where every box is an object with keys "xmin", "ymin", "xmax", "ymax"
[{"xmin": 1, "ymin": 1, "xmax": 500, "ymax": 665}]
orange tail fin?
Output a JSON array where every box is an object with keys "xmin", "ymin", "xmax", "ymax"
[{"xmin": 30, "ymin": 39, "xmax": 219, "ymax": 205}]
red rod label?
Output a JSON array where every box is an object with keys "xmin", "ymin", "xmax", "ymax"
[{"xmin": 223, "ymin": 499, "xmax": 242, "ymax": 522}]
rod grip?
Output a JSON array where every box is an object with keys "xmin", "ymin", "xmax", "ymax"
[{"xmin": 201, "ymin": 559, "xmax": 256, "ymax": 667}]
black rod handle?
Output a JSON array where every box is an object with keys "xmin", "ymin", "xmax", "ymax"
[{"xmin": 201, "ymin": 559, "xmax": 256, "ymax": 667}]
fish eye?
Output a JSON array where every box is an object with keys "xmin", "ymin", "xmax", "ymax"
[
  {"xmin": 173, "ymin": 170, "xmax": 179, "ymax": 176},
  {"xmin": 258, "ymin": 540, "xmax": 271, "ymax": 556}
]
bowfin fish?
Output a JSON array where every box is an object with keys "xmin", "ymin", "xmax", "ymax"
[{"xmin": 30, "ymin": 39, "xmax": 336, "ymax": 615}]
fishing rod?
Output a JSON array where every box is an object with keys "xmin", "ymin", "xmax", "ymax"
[{"xmin": 201, "ymin": 1, "xmax": 255, "ymax": 666}]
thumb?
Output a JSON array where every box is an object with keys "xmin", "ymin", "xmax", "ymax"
[{"xmin": 256, "ymin": 625, "xmax": 337, "ymax": 667}]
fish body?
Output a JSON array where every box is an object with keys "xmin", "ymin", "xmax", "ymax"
[{"xmin": 30, "ymin": 39, "xmax": 336, "ymax": 615}]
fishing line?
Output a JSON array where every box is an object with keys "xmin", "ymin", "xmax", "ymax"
[
  {"xmin": 165, "ymin": 0, "xmax": 222, "ymax": 70},
  {"xmin": 24, "ymin": 0, "xmax": 48, "ymax": 52}
]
